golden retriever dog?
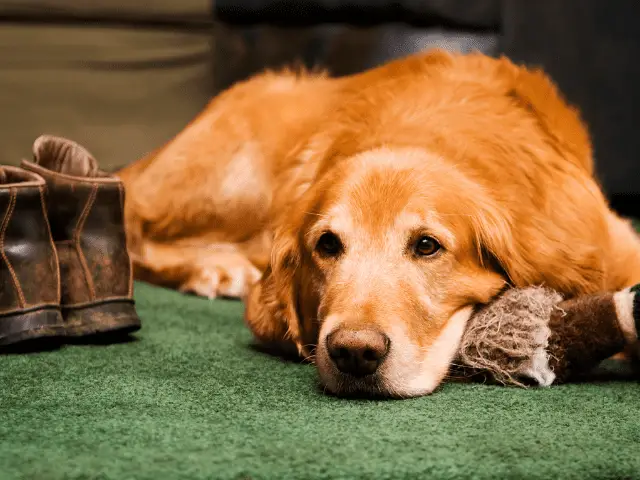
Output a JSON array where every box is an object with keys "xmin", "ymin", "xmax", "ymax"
[{"xmin": 119, "ymin": 49, "xmax": 640, "ymax": 397}]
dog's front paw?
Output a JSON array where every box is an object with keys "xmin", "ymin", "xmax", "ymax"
[{"xmin": 179, "ymin": 253, "xmax": 261, "ymax": 300}]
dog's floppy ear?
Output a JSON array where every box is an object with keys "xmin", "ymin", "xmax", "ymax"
[
  {"xmin": 470, "ymin": 178, "xmax": 606, "ymax": 297},
  {"xmin": 244, "ymin": 224, "xmax": 312, "ymax": 358}
]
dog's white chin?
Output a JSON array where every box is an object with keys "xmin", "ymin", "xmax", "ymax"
[{"xmin": 316, "ymin": 306, "xmax": 474, "ymax": 398}]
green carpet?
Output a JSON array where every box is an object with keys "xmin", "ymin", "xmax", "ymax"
[{"xmin": 1, "ymin": 282, "xmax": 639, "ymax": 480}]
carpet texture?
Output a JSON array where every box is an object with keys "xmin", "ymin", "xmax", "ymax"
[{"xmin": 1, "ymin": 281, "xmax": 639, "ymax": 480}]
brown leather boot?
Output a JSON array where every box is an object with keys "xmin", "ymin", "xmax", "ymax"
[
  {"xmin": 21, "ymin": 135, "xmax": 141, "ymax": 337},
  {"xmin": 0, "ymin": 166, "xmax": 66, "ymax": 346}
]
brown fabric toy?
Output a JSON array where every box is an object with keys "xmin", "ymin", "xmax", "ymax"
[{"xmin": 457, "ymin": 285, "xmax": 640, "ymax": 387}]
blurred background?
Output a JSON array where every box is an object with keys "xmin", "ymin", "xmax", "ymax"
[{"xmin": 0, "ymin": 0, "xmax": 638, "ymax": 215}]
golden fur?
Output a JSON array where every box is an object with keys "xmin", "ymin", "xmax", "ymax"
[{"xmin": 119, "ymin": 49, "xmax": 640, "ymax": 397}]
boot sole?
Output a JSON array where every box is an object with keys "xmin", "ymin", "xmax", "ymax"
[
  {"xmin": 62, "ymin": 300, "xmax": 141, "ymax": 337},
  {"xmin": 0, "ymin": 307, "xmax": 66, "ymax": 347}
]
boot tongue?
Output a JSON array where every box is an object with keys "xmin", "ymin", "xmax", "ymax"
[
  {"xmin": 32, "ymin": 135, "xmax": 100, "ymax": 177},
  {"xmin": 0, "ymin": 167, "xmax": 7, "ymax": 184}
]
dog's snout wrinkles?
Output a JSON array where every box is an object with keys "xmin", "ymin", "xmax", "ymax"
[{"xmin": 327, "ymin": 328, "xmax": 390, "ymax": 377}]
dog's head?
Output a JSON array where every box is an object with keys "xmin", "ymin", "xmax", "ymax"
[{"xmin": 245, "ymin": 50, "xmax": 602, "ymax": 397}]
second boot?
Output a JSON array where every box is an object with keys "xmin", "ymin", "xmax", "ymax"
[{"xmin": 22, "ymin": 135, "xmax": 141, "ymax": 337}]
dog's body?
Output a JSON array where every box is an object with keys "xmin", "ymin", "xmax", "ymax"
[{"xmin": 120, "ymin": 50, "xmax": 640, "ymax": 397}]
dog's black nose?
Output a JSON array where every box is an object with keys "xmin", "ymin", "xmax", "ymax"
[{"xmin": 326, "ymin": 328, "xmax": 390, "ymax": 377}]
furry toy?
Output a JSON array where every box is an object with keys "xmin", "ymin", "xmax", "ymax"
[{"xmin": 457, "ymin": 285, "xmax": 640, "ymax": 387}]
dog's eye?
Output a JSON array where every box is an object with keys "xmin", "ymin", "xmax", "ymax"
[
  {"xmin": 316, "ymin": 232, "xmax": 343, "ymax": 257},
  {"xmin": 414, "ymin": 236, "xmax": 441, "ymax": 256}
]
